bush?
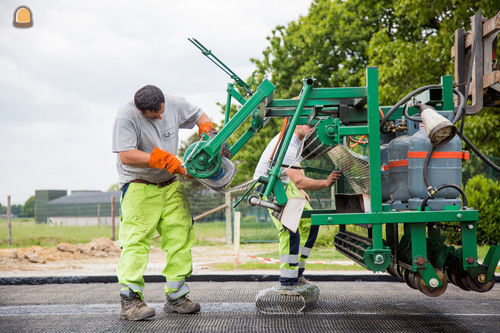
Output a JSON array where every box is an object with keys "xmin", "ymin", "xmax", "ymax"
[
  {"xmin": 242, "ymin": 215, "xmax": 257, "ymax": 224},
  {"xmin": 314, "ymin": 225, "xmax": 336, "ymax": 247},
  {"xmin": 444, "ymin": 175, "xmax": 500, "ymax": 245}
]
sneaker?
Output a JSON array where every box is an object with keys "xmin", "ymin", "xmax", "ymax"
[
  {"xmin": 164, "ymin": 295, "xmax": 200, "ymax": 314},
  {"xmin": 119, "ymin": 290, "xmax": 155, "ymax": 321},
  {"xmin": 298, "ymin": 276, "xmax": 312, "ymax": 285}
]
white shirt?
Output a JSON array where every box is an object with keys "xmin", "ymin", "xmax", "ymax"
[{"xmin": 253, "ymin": 133, "xmax": 303, "ymax": 183}]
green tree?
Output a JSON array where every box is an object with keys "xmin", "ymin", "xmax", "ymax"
[
  {"xmin": 22, "ymin": 196, "xmax": 35, "ymax": 217},
  {"xmin": 368, "ymin": 0, "xmax": 498, "ymax": 104}
]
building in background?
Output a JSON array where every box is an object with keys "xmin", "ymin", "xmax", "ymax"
[{"xmin": 35, "ymin": 190, "xmax": 121, "ymax": 226}]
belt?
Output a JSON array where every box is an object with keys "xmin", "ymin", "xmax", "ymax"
[{"xmin": 131, "ymin": 177, "xmax": 177, "ymax": 188}]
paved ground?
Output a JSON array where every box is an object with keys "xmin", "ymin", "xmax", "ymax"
[{"xmin": 0, "ymin": 280, "xmax": 498, "ymax": 333}]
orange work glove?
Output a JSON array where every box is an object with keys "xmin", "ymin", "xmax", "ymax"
[
  {"xmin": 149, "ymin": 147, "xmax": 186, "ymax": 175},
  {"xmin": 198, "ymin": 121, "xmax": 232, "ymax": 159},
  {"xmin": 198, "ymin": 121, "xmax": 217, "ymax": 138}
]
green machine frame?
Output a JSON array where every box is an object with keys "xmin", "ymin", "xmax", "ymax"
[{"xmin": 184, "ymin": 58, "xmax": 499, "ymax": 295}]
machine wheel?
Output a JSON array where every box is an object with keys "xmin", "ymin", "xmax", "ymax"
[
  {"xmin": 463, "ymin": 273, "xmax": 495, "ymax": 293},
  {"xmin": 386, "ymin": 265, "xmax": 399, "ymax": 278},
  {"xmin": 417, "ymin": 269, "xmax": 448, "ymax": 297},
  {"xmin": 404, "ymin": 269, "xmax": 418, "ymax": 289},
  {"xmin": 446, "ymin": 269, "xmax": 470, "ymax": 291},
  {"xmin": 453, "ymin": 272, "xmax": 471, "ymax": 291},
  {"xmin": 396, "ymin": 265, "xmax": 405, "ymax": 279},
  {"xmin": 444, "ymin": 268, "xmax": 453, "ymax": 283}
]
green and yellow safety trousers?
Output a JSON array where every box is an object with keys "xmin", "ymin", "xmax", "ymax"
[
  {"xmin": 270, "ymin": 181, "xmax": 319, "ymax": 285},
  {"xmin": 117, "ymin": 180, "xmax": 194, "ymax": 300}
]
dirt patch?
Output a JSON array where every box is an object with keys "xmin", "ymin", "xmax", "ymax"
[
  {"xmin": 0, "ymin": 238, "xmax": 121, "ymax": 270},
  {"xmin": 0, "ymin": 240, "xmax": 279, "ymax": 276}
]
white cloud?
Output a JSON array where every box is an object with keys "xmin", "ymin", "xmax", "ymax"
[{"xmin": 0, "ymin": 0, "xmax": 311, "ymax": 205}]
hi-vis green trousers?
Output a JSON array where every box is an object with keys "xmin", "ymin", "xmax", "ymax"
[
  {"xmin": 270, "ymin": 181, "xmax": 319, "ymax": 285},
  {"xmin": 117, "ymin": 181, "xmax": 194, "ymax": 300}
]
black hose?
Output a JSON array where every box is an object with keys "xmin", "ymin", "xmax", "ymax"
[
  {"xmin": 403, "ymin": 102, "xmax": 421, "ymax": 122},
  {"xmin": 459, "ymin": 132, "xmax": 500, "ymax": 172},
  {"xmin": 420, "ymin": 184, "xmax": 468, "ymax": 211},
  {"xmin": 452, "ymin": 88, "xmax": 465, "ymax": 125},
  {"xmin": 423, "ymin": 145, "xmax": 436, "ymax": 189},
  {"xmin": 401, "ymin": 88, "xmax": 465, "ymax": 127},
  {"xmin": 380, "ymin": 84, "xmax": 441, "ymax": 131}
]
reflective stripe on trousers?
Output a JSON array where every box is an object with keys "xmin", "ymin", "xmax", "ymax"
[
  {"xmin": 280, "ymin": 254, "xmax": 299, "ymax": 265},
  {"xmin": 166, "ymin": 281, "xmax": 190, "ymax": 300},
  {"xmin": 280, "ymin": 268, "xmax": 298, "ymax": 278},
  {"xmin": 300, "ymin": 246, "xmax": 312, "ymax": 258}
]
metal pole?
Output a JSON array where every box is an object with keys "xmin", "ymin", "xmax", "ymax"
[
  {"xmin": 225, "ymin": 83, "xmax": 233, "ymax": 126},
  {"xmin": 111, "ymin": 196, "xmax": 116, "ymax": 241},
  {"xmin": 233, "ymin": 211, "xmax": 241, "ymax": 267},
  {"xmin": 7, "ymin": 195, "xmax": 12, "ymax": 246},
  {"xmin": 194, "ymin": 203, "xmax": 228, "ymax": 221},
  {"xmin": 225, "ymin": 192, "xmax": 232, "ymax": 245},
  {"xmin": 97, "ymin": 204, "xmax": 101, "ymax": 225}
]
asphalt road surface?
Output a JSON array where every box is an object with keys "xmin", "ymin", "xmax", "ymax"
[{"xmin": 0, "ymin": 279, "xmax": 498, "ymax": 332}]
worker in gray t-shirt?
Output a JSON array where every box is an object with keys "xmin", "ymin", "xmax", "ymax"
[{"xmin": 112, "ymin": 85, "xmax": 220, "ymax": 320}]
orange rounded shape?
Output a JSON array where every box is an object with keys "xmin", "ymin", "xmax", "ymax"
[
  {"xmin": 13, "ymin": 6, "xmax": 33, "ymax": 28},
  {"xmin": 16, "ymin": 7, "xmax": 31, "ymax": 23}
]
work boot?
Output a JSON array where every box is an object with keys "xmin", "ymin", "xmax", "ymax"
[
  {"xmin": 278, "ymin": 284, "xmax": 301, "ymax": 296},
  {"xmin": 119, "ymin": 289, "xmax": 155, "ymax": 321},
  {"xmin": 164, "ymin": 295, "xmax": 200, "ymax": 314},
  {"xmin": 298, "ymin": 275, "xmax": 312, "ymax": 285}
]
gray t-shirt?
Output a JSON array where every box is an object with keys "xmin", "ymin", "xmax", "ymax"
[
  {"xmin": 253, "ymin": 133, "xmax": 303, "ymax": 183},
  {"xmin": 112, "ymin": 94, "xmax": 204, "ymax": 189}
]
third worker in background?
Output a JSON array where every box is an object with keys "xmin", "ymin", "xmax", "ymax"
[{"xmin": 253, "ymin": 123, "xmax": 341, "ymax": 292}]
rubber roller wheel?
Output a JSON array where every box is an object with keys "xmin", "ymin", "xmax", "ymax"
[
  {"xmin": 404, "ymin": 269, "xmax": 418, "ymax": 289},
  {"xmin": 444, "ymin": 268, "xmax": 453, "ymax": 283},
  {"xmin": 416, "ymin": 269, "xmax": 448, "ymax": 297},
  {"xmin": 463, "ymin": 273, "xmax": 495, "ymax": 293},
  {"xmin": 396, "ymin": 265, "xmax": 405, "ymax": 279},
  {"xmin": 386, "ymin": 265, "xmax": 399, "ymax": 278},
  {"xmin": 445, "ymin": 268, "xmax": 469, "ymax": 291},
  {"xmin": 453, "ymin": 271, "xmax": 471, "ymax": 291}
]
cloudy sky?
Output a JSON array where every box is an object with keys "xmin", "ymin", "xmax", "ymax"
[{"xmin": 0, "ymin": 0, "xmax": 312, "ymax": 205}]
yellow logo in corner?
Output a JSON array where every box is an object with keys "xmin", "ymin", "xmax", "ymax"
[{"xmin": 13, "ymin": 6, "xmax": 33, "ymax": 28}]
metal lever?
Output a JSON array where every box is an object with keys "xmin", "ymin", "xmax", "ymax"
[{"xmin": 188, "ymin": 37, "xmax": 254, "ymax": 96}]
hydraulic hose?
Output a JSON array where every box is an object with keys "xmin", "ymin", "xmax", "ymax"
[
  {"xmin": 403, "ymin": 89, "xmax": 465, "ymax": 124},
  {"xmin": 423, "ymin": 145, "xmax": 436, "ymax": 191},
  {"xmin": 380, "ymin": 84, "xmax": 441, "ymax": 131},
  {"xmin": 452, "ymin": 88, "xmax": 465, "ymax": 125},
  {"xmin": 403, "ymin": 103, "xmax": 420, "ymax": 122},
  {"xmin": 420, "ymin": 184, "xmax": 468, "ymax": 211},
  {"xmin": 459, "ymin": 132, "xmax": 500, "ymax": 172}
]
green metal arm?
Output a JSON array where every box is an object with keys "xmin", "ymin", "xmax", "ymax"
[
  {"xmin": 183, "ymin": 79, "xmax": 275, "ymax": 179},
  {"xmin": 263, "ymin": 78, "xmax": 315, "ymax": 203},
  {"xmin": 188, "ymin": 38, "xmax": 253, "ymax": 96}
]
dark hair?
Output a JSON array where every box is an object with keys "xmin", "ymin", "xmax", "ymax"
[{"xmin": 134, "ymin": 85, "xmax": 165, "ymax": 113}]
